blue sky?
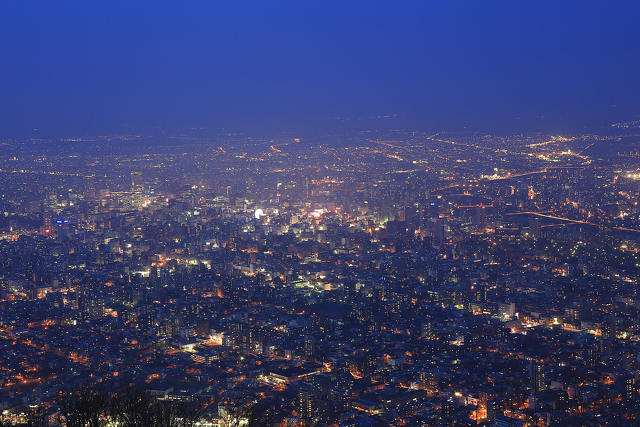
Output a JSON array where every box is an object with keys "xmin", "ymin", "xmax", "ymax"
[{"xmin": 1, "ymin": 1, "xmax": 639, "ymax": 136}]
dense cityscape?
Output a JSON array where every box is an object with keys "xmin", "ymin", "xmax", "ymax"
[
  {"xmin": 3, "ymin": 1, "xmax": 640, "ymax": 425},
  {"xmin": 0, "ymin": 126, "xmax": 640, "ymax": 425}
]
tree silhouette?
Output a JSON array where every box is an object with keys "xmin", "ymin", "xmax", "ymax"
[
  {"xmin": 58, "ymin": 386, "xmax": 203, "ymax": 427},
  {"xmin": 109, "ymin": 387, "xmax": 155, "ymax": 427},
  {"xmin": 59, "ymin": 388, "xmax": 108, "ymax": 427}
]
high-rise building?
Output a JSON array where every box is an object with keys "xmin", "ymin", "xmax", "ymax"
[
  {"xmin": 297, "ymin": 385, "xmax": 314, "ymax": 420},
  {"xmin": 617, "ymin": 374, "xmax": 636, "ymax": 403},
  {"xmin": 532, "ymin": 363, "xmax": 547, "ymax": 392}
]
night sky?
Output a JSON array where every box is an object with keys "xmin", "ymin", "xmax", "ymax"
[{"xmin": 1, "ymin": 1, "xmax": 639, "ymax": 136}]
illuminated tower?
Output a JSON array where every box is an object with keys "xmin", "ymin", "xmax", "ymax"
[
  {"xmin": 305, "ymin": 176, "xmax": 310, "ymax": 199},
  {"xmin": 130, "ymin": 171, "xmax": 144, "ymax": 193},
  {"xmin": 42, "ymin": 211, "xmax": 52, "ymax": 235}
]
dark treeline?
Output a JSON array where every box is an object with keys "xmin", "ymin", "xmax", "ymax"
[
  {"xmin": 8, "ymin": 387, "xmax": 203, "ymax": 427},
  {"xmin": 7, "ymin": 385, "xmax": 283, "ymax": 427},
  {"xmin": 62, "ymin": 388, "xmax": 202, "ymax": 427}
]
